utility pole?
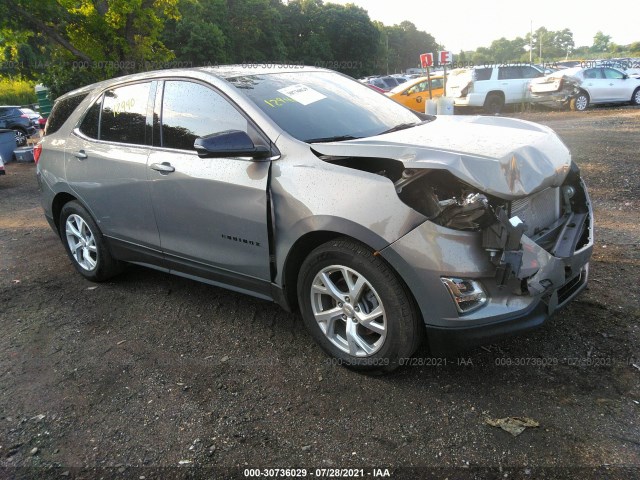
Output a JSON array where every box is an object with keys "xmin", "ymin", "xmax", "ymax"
[
  {"xmin": 539, "ymin": 30, "xmax": 543, "ymax": 65},
  {"xmin": 386, "ymin": 34, "xmax": 389, "ymax": 75},
  {"xmin": 529, "ymin": 20, "xmax": 532, "ymax": 64}
]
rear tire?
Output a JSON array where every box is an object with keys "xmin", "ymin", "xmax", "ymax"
[
  {"xmin": 59, "ymin": 201, "xmax": 123, "ymax": 282},
  {"xmin": 570, "ymin": 91, "xmax": 589, "ymax": 111},
  {"xmin": 483, "ymin": 93, "xmax": 504, "ymax": 114},
  {"xmin": 297, "ymin": 238, "xmax": 422, "ymax": 373},
  {"xmin": 12, "ymin": 128, "xmax": 27, "ymax": 147}
]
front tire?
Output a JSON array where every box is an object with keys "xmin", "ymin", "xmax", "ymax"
[
  {"xmin": 59, "ymin": 201, "xmax": 123, "ymax": 282},
  {"xmin": 631, "ymin": 88, "xmax": 640, "ymax": 106},
  {"xmin": 297, "ymin": 238, "xmax": 422, "ymax": 372},
  {"xmin": 570, "ymin": 91, "xmax": 589, "ymax": 111}
]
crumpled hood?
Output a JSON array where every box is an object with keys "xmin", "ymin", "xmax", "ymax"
[{"xmin": 312, "ymin": 115, "xmax": 572, "ymax": 200}]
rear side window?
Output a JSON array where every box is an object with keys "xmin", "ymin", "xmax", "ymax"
[
  {"xmin": 583, "ymin": 68, "xmax": 603, "ymax": 79},
  {"xmin": 474, "ymin": 68, "xmax": 492, "ymax": 81},
  {"xmin": 160, "ymin": 81, "xmax": 248, "ymax": 151},
  {"xmin": 521, "ymin": 66, "xmax": 543, "ymax": 79},
  {"xmin": 100, "ymin": 82, "xmax": 150, "ymax": 145},
  {"xmin": 79, "ymin": 96, "xmax": 102, "ymax": 139},
  {"xmin": 45, "ymin": 94, "xmax": 88, "ymax": 135},
  {"xmin": 498, "ymin": 66, "xmax": 523, "ymax": 80}
]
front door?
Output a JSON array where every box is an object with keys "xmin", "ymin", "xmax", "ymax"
[{"xmin": 148, "ymin": 80, "xmax": 272, "ymax": 293}]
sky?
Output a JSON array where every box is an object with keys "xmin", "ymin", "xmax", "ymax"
[{"xmin": 326, "ymin": 0, "xmax": 638, "ymax": 53}]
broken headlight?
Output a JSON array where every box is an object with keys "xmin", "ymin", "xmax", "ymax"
[{"xmin": 395, "ymin": 169, "xmax": 499, "ymax": 231}]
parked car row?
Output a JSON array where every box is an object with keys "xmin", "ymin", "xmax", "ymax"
[{"xmin": 385, "ymin": 62, "xmax": 640, "ymax": 114}]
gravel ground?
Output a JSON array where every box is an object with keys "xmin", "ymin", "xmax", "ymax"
[{"xmin": 0, "ymin": 107, "xmax": 639, "ymax": 480}]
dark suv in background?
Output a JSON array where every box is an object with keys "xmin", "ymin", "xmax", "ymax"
[{"xmin": 0, "ymin": 106, "xmax": 38, "ymax": 146}]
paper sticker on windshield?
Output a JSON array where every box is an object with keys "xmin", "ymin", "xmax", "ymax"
[{"xmin": 277, "ymin": 84, "xmax": 326, "ymax": 106}]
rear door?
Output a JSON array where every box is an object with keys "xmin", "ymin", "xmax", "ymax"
[
  {"xmin": 582, "ymin": 68, "xmax": 609, "ymax": 102},
  {"xmin": 64, "ymin": 82, "xmax": 160, "ymax": 251},
  {"xmin": 498, "ymin": 66, "xmax": 529, "ymax": 103},
  {"xmin": 147, "ymin": 79, "xmax": 272, "ymax": 294}
]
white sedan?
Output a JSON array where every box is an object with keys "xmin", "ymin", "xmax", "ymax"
[{"xmin": 530, "ymin": 66, "xmax": 640, "ymax": 110}]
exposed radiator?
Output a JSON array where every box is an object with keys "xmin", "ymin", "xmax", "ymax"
[{"xmin": 511, "ymin": 187, "xmax": 561, "ymax": 236}]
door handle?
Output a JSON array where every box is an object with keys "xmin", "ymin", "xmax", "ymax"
[
  {"xmin": 73, "ymin": 150, "xmax": 87, "ymax": 160},
  {"xmin": 150, "ymin": 162, "xmax": 175, "ymax": 173},
  {"xmin": 609, "ymin": 83, "xmax": 614, "ymax": 86}
]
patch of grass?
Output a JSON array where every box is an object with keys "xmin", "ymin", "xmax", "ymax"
[{"xmin": 0, "ymin": 78, "xmax": 37, "ymax": 105}]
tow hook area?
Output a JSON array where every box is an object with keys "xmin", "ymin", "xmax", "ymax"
[
  {"xmin": 482, "ymin": 203, "xmax": 589, "ymax": 306},
  {"xmin": 482, "ymin": 206, "xmax": 527, "ymax": 285}
]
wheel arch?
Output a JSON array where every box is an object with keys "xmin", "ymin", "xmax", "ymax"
[
  {"xmin": 280, "ymin": 227, "xmax": 424, "ymax": 330},
  {"xmin": 578, "ymin": 88, "xmax": 590, "ymax": 101},
  {"xmin": 51, "ymin": 191, "xmax": 79, "ymax": 232},
  {"xmin": 486, "ymin": 90, "xmax": 505, "ymax": 101}
]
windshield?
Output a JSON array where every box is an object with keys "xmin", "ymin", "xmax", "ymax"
[{"xmin": 226, "ymin": 71, "xmax": 421, "ymax": 142}]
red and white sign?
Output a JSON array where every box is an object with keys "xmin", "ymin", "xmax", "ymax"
[
  {"xmin": 438, "ymin": 51, "xmax": 453, "ymax": 65},
  {"xmin": 420, "ymin": 53, "xmax": 433, "ymax": 68}
]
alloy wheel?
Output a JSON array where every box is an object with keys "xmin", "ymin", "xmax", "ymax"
[
  {"xmin": 65, "ymin": 214, "xmax": 98, "ymax": 271},
  {"xmin": 14, "ymin": 129, "xmax": 26, "ymax": 146},
  {"xmin": 310, "ymin": 265, "xmax": 386, "ymax": 357},
  {"xmin": 575, "ymin": 95, "xmax": 588, "ymax": 111}
]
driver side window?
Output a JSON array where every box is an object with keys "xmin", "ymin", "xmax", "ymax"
[{"xmin": 160, "ymin": 81, "xmax": 248, "ymax": 151}]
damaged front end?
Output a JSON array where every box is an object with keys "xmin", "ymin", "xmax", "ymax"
[
  {"xmin": 393, "ymin": 161, "xmax": 593, "ymax": 315},
  {"xmin": 320, "ymin": 151, "xmax": 593, "ymax": 320}
]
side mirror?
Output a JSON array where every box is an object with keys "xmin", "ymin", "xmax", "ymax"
[
  {"xmin": 623, "ymin": 74, "xmax": 629, "ymax": 79},
  {"xmin": 194, "ymin": 130, "xmax": 271, "ymax": 159}
]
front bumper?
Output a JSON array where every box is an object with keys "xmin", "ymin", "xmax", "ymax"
[
  {"xmin": 380, "ymin": 179, "xmax": 594, "ymax": 355},
  {"xmin": 425, "ymin": 265, "xmax": 588, "ymax": 355}
]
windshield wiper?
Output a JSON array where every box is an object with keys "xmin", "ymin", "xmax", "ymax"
[
  {"xmin": 378, "ymin": 117, "xmax": 434, "ymax": 136},
  {"xmin": 305, "ymin": 135, "xmax": 360, "ymax": 143}
]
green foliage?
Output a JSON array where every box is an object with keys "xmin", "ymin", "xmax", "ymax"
[
  {"xmin": 3, "ymin": 0, "xmax": 637, "ymax": 99},
  {"xmin": 1, "ymin": 0, "xmax": 180, "ymax": 95},
  {"xmin": 488, "ymin": 37, "xmax": 526, "ymax": 63},
  {"xmin": 0, "ymin": 77, "xmax": 37, "ymax": 104}
]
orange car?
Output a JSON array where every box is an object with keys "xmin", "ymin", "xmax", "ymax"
[{"xmin": 387, "ymin": 76, "xmax": 444, "ymax": 112}]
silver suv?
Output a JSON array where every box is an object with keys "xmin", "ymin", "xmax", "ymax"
[{"xmin": 37, "ymin": 66, "xmax": 593, "ymax": 372}]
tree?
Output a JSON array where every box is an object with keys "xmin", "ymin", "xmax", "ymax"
[
  {"xmin": 377, "ymin": 21, "xmax": 437, "ymax": 74},
  {"xmin": 163, "ymin": 0, "xmax": 230, "ymax": 66},
  {"xmin": 1, "ymin": 0, "xmax": 180, "ymax": 97},
  {"xmin": 592, "ymin": 31, "xmax": 611, "ymax": 52},
  {"xmin": 489, "ymin": 37, "xmax": 526, "ymax": 63}
]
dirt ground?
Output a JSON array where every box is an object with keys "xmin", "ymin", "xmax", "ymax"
[{"xmin": 1, "ymin": 107, "xmax": 639, "ymax": 480}]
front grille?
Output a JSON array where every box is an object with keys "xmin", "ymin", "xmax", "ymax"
[{"xmin": 511, "ymin": 188, "xmax": 561, "ymax": 236}]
